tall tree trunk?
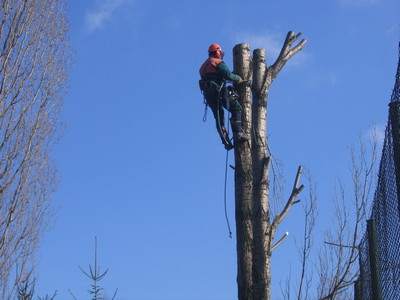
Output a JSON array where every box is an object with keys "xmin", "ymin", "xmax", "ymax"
[
  {"xmin": 252, "ymin": 48, "xmax": 271, "ymax": 300},
  {"xmin": 233, "ymin": 43, "xmax": 254, "ymax": 300},
  {"xmin": 232, "ymin": 33, "xmax": 306, "ymax": 300}
]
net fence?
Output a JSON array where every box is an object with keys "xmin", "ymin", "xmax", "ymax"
[{"xmin": 356, "ymin": 44, "xmax": 400, "ymax": 300}]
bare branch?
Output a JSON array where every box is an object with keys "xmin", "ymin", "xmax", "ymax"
[
  {"xmin": 324, "ymin": 241, "xmax": 358, "ymax": 249},
  {"xmin": 112, "ymin": 288, "xmax": 118, "ymax": 300},
  {"xmin": 270, "ymin": 31, "xmax": 307, "ymax": 79},
  {"xmin": 272, "ymin": 166, "xmax": 304, "ymax": 230},
  {"xmin": 68, "ymin": 289, "xmax": 77, "ymax": 300}
]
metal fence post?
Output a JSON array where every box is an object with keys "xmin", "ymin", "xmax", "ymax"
[
  {"xmin": 367, "ymin": 219, "xmax": 381, "ymax": 300},
  {"xmin": 354, "ymin": 278, "xmax": 362, "ymax": 300},
  {"xmin": 389, "ymin": 101, "xmax": 400, "ymax": 202}
]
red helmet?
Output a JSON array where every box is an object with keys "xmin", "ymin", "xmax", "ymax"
[{"xmin": 208, "ymin": 43, "xmax": 224, "ymax": 59}]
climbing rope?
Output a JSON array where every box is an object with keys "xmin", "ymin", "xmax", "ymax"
[
  {"xmin": 220, "ymin": 86, "xmax": 235, "ymax": 238},
  {"xmin": 224, "ymin": 111, "xmax": 233, "ymax": 239},
  {"xmin": 224, "ymin": 146, "xmax": 232, "ymax": 238},
  {"xmin": 202, "ymin": 100, "xmax": 208, "ymax": 122}
]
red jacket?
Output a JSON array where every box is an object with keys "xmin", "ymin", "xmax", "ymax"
[{"xmin": 199, "ymin": 57, "xmax": 222, "ymax": 78}]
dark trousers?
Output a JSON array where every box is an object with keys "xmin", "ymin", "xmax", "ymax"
[{"xmin": 205, "ymin": 87, "xmax": 242, "ymax": 132}]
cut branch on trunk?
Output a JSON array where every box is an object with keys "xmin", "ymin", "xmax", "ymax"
[{"xmin": 272, "ymin": 166, "xmax": 304, "ymax": 231}]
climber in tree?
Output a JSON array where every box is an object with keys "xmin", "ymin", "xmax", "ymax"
[{"xmin": 199, "ymin": 43, "xmax": 248, "ymax": 150}]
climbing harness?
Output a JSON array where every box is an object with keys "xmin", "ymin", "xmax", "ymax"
[{"xmin": 199, "ymin": 79, "xmax": 234, "ymax": 150}]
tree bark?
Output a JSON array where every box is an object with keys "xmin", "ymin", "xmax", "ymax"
[
  {"xmin": 252, "ymin": 48, "xmax": 271, "ymax": 300},
  {"xmin": 232, "ymin": 34, "xmax": 305, "ymax": 300},
  {"xmin": 233, "ymin": 43, "xmax": 254, "ymax": 300}
]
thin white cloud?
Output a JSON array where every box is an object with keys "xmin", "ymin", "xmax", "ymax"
[{"xmin": 85, "ymin": 0, "xmax": 129, "ymax": 33}]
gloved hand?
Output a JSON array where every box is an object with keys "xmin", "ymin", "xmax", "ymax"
[{"xmin": 237, "ymin": 79, "xmax": 252, "ymax": 87}]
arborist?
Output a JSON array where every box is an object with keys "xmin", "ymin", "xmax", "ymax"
[{"xmin": 199, "ymin": 43, "xmax": 249, "ymax": 150}]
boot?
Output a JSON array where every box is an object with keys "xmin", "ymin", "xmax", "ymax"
[
  {"xmin": 224, "ymin": 143, "xmax": 234, "ymax": 151},
  {"xmin": 220, "ymin": 127, "xmax": 234, "ymax": 150}
]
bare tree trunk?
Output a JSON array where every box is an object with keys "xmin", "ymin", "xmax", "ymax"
[
  {"xmin": 232, "ymin": 32, "xmax": 306, "ymax": 300},
  {"xmin": 233, "ymin": 43, "xmax": 254, "ymax": 300},
  {"xmin": 252, "ymin": 48, "xmax": 271, "ymax": 300}
]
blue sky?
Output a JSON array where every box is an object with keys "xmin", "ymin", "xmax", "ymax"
[{"xmin": 36, "ymin": 0, "xmax": 399, "ymax": 299}]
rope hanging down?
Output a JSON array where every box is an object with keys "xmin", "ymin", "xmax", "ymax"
[
  {"xmin": 202, "ymin": 100, "xmax": 208, "ymax": 122},
  {"xmin": 216, "ymin": 88, "xmax": 233, "ymax": 238},
  {"xmin": 224, "ymin": 111, "xmax": 233, "ymax": 239}
]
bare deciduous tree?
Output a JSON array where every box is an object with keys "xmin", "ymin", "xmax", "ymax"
[
  {"xmin": 281, "ymin": 139, "xmax": 378, "ymax": 300},
  {"xmin": 0, "ymin": 0, "xmax": 69, "ymax": 297},
  {"xmin": 318, "ymin": 140, "xmax": 378, "ymax": 300}
]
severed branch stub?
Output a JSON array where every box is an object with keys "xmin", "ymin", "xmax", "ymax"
[
  {"xmin": 271, "ymin": 166, "xmax": 305, "ymax": 231},
  {"xmin": 271, "ymin": 231, "xmax": 290, "ymax": 252},
  {"xmin": 260, "ymin": 156, "xmax": 271, "ymax": 184}
]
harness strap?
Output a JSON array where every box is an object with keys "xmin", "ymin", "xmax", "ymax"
[
  {"xmin": 199, "ymin": 79, "xmax": 224, "ymax": 123},
  {"xmin": 202, "ymin": 99, "xmax": 208, "ymax": 122}
]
